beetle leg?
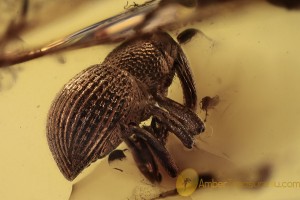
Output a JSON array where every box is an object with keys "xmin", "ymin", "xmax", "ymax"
[
  {"xmin": 147, "ymin": 117, "xmax": 169, "ymax": 145},
  {"xmin": 155, "ymin": 93, "xmax": 205, "ymax": 135},
  {"xmin": 149, "ymin": 105, "xmax": 194, "ymax": 149},
  {"xmin": 123, "ymin": 134, "xmax": 162, "ymax": 183},
  {"xmin": 175, "ymin": 47, "xmax": 197, "ymax": 110},
  {"xmin": 129, "ymin": 124, "xmax": 178, "ymax": 178}
]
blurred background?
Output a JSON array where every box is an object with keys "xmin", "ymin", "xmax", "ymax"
[{"xmin": 0, "ymin": 0, "xmax": 300, "ymax": 199}]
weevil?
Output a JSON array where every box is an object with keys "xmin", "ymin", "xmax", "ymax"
[{"xmin": 47, "ymin": 31, "xmax": 205, "ymax": 182}]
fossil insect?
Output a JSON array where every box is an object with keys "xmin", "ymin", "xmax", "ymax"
[
  {"xmin": 47, "ymin": 31, "xmax": 205, "ymax": 182},
  {"xmin": 200, "ymin": 95, "xmax": 220, "ymax": 122}
]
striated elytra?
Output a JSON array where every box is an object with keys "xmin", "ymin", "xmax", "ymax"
[{"xmin": 47, "ymin": 31, "xmax": 205, "ymax": 182}]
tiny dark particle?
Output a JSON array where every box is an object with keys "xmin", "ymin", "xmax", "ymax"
[
  {"xmin": 56, "ymin": 55, "xmax": 66, "ymax": 64},
  {"xmin": 113, "ymin": 167, "xmax": 124, "ymax": 172},
  {"xmin": 248, "ymin": 164, "xmax": 272, "ymax": 190},
  {"xmin": 151, "ymin": 189, "xmax": 178, "ymax": 200},
  {"xmin": 108, "ymin": 149, "xmax": 127, "ymax": 164},
  {"xmin": 21, "ymin": 0, "xmax": 29, "ymax": 18},
  {"xmin": 257, "ymin": 164, "xmax": 272, "ymax": 183},
  {"xmin": 177, "ymin": 28, "xmax": 199, "ymax": 44}
]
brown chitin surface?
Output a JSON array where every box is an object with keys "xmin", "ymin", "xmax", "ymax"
[
  {"xmin": 47, "ymin": 65, "xmax": 147, "ymax": 180},
  {"xmin": 46, "ymin": 31, "xmax": 201, "ymax": 181}
]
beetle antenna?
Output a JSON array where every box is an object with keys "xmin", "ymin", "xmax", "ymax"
[{"xmin": 175, "ymin": 47, "xmax": 197, "ymax": 110}]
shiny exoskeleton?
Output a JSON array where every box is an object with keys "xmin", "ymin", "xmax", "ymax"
[
  {"xmin": 47, "ymin": 31, "xmax": 205, "ymax": 182},
  {"xmin": 177, "ymin": 28, "xmax": 200, "ymax": 44}
]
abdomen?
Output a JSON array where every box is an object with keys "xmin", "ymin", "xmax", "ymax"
[{"xmin": 47, "ymin": 64, "xmax": 145, "ymax": 180}]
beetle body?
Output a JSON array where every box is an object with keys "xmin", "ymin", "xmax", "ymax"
[
  {"xmin": 47, "ymin": 32, "xmax": 205, "ymax": 181},
  {"xmin": 47, "ymin": 64, "xmax": 146, "ymax": 180}
]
